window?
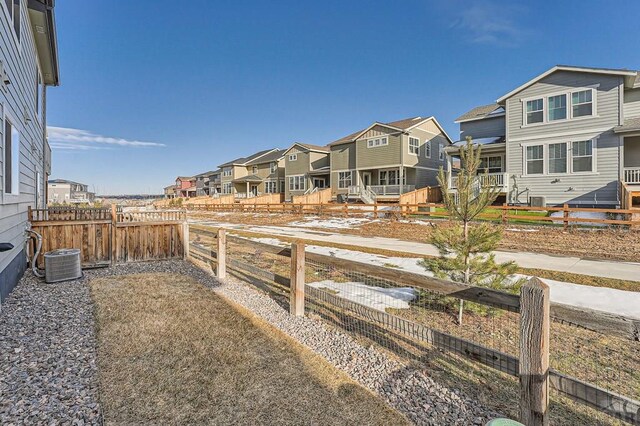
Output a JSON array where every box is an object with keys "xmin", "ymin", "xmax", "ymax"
[
  {"xmin": 288, "ymin": 154, "xmax": 297, "ymax": 161},
  {"xmin": 270, "ymin": 162, "xmax": 277, "ymax": 173},
  {"xmin": 526, "ymin": 98, "xmax": 544, "ymax": 124},
  {"xmin": 4, "ymin": 118, "xmax": 19, "ymax": 195},
  {"xmin": 379, "ymin": 169, "xmax": 400, "ymax": 186},
  {"xmin": 265, "ymin": 180, "xmax": 278, "ymax": 193},
  {"xmin": 288, "ymin": 175, "xmax": 305, "ymax": 191},
  {"xmin": 222, "ymin": 168, "xmax": 232, "ymax": 177},
  {"xmin": 439, "ymin": 143, "xmax": 445, "ymax": 161},
  {"xmin": 572, "ymin": 90, "xmax": 593, "ymax": 118},
  {"xmin": 409, "ymin": 137, "xmax": 419, "ymax": 154},
  {"xmin": 572, "ymin": 140, "xmax": 593, "ymax": 172},
  {"xmin": 479, "ymin": 156, "xmax": 502, "ymax": 174},
  {"xmin": 4, "ymin": 0, "xmax": 20, "ymax": 41},
  {"xmin": 252, "ymin": 165, "xmax": 258, "ymax": 174},
  {"xmin": 366, "ymin": 137, "xmax": 388, "ymax": 148},
  {"xmin": 424, "ymin": 140, "xmax": 431, "ymax": 158},
  {"xmin": 338, "ymin": 171, "xmax": 352, "ymax": 189},
  {"xmin": 548, "ymin": 143, "xmax": 567, "ymax": 174},
  {"xmin": 526, "ymin": 145, "xmax": 544, "ymax": 175},
  {"xmin": 222, "ymin": 183, "xmax": 232, "ymax": 194},
  {"xmin": 548, "ymin": 94, "xmax": 567, "ymax": 121}
]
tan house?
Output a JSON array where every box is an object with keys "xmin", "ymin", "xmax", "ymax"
[
  {"xmin": 219, "ymin": 149, "xmax": 285, "ymax": 198},
  {"xmin": 328, "ymin": 116, "xmax": 453, "ymax": 202},
  {"xmin": 283, "ymin": 143, "xmax": 330, "ymax": 201}
]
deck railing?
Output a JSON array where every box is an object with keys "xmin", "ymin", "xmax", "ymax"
[
  {"xmin": 623, "ymin": 167, "xmax": 640, "ymax": 184},
  {"xmin": 450, "ymin": 172, "xmax": 509, "ymax": 190},
  {"xmin": 367, "ymin": 185, "xmax": 415, "ymax": 195}
]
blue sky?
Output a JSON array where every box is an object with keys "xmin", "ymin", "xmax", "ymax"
[{"xmin": 47, "ymin": 0, "xmax": 640, "ymax": 195}]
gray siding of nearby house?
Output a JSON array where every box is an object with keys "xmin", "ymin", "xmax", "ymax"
[
  {"xmin": 309, "ymin": 151, "xmax": 329, "ymax": 171},
  {"xmin": 623, "ymin": 87, "xmax": 640, "ymax": 119},
  {"xmin": 624, "ymin": 136, "xmax": 640, "ymax": 167},
  {"xmin": 355, "ymin": 126, "xmax": 401, "ymax": 169},
  {"xmin": 1, "ymin": 1, "xmax": 50, "ymax": 302},
  {"xmin": 505, "ymin": 71, "xmax": 623, "ymax": 206},
  {"xmin": 330, "ymin": 143, "xmax": 356, "ymax": 195},
  {"xmin": 459, "ymin": 116, "xmax": 506, "ymax": 140},
  {"xmin": 402, "ymin": 122, "xmax": 449, "ymax": 171}
]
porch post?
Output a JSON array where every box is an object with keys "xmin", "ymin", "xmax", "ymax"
[
  {"xmin": 447, "ymin": 155, "xmax": 453, "ymax": 188},
  {"xmin": 246, "ymin": 182, "xmax": 249, "ymax": 197},
  {"xmin": 399, "ymin": 166, "xmax": 404, "ymax": 194}
]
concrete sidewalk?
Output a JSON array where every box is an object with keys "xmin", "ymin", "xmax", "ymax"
[{"xmin": 191, "ymin": 219, "xmax": 640, "ymax": 283}]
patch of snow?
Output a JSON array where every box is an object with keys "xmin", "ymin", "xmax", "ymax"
[
  {"xmin": 549, "ymin": 211, "xmax": 620, "ymax": 227},
  {"xmin": 288, "ymin": 217, "xmax": 377, "ymax": 229},
  {"xmin": 398, "ymin": 220, "xmax": 433, "ymax": 226},
  {"xmin": 505, "ymin": 228, "xmax": 539, "ymax": 233},
  {"xmin": 308, "ymin": 280, "xmax": 417, "ymax": 311}
]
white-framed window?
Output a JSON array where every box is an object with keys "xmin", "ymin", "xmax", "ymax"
[
  {"xmin": 439, "ymin": 143, "xmax": 445, "ymax": 161},
  {"xmin": 222, "ymin": 168, "xmax": 232, "ymax": 177},
  {"xmin": 409, "ymin": 137, "xmax": 419, "ymax": 155},
  {"xmin": 572, "ymin": 140, "xmax": 593, "ymax": 172},
  {"xmin": 338, "ymin": 171, "xmax": 352, "ymax": 188},
  {"xmin": 547, "ymin": 94, "xmax": 567, "ymax": 122},
  {"xmin": 523, "ymin": 88, "xmax": 596, "ymax": 126},
  {"xmin": 526, "ymin": 98, "xmax": 544, "ymax": 124},
  {"xmin": 252, "ymin": 165, "xmax": 258, "ymax": 174},
  {"xmin": 222, "ymin": 182, "xmax": 232, "ymax": 194},
  {"xmin": 379, "ymin": 169, "xmax": 401, "ymax": 186},
  {"xmin": 366, "ymin": 137, "xmax": 388, "ymax": 148},
  {"xmin": 479, "ymin": 156, "xmax": 502, "ymax": 174},
  {"xmin": 270, "ymin": 162, "xmax": 277, "ymax": 173},
  {"xmin": 4, "ymin": 116, "xmax": 20, "ymax": 195},
  {"xmin": 525, "ymin": 145, "xmax": 544, "ymax": 175},
  {"xmin": 572, "ymin": 90, "xmax": 593, "ymax": 118},
  {"xmin": 288, "ymin": 154, "xmax": 297, "ymax": 161},
  {"xmin": 265, "ymin": 180, "xmax": 278, "ymax": 193},
  {"xmin": 424, "ymin": 140, "xmax": 431, "ymax": 158},
  {"xmin": 288, "ymin": 175, "xmax": 305, "ymax": 191},
  {"xmin": 548, "ymin": 143, "xmax": 568, "ymax": 174},
  {"xmin": 3, "ymin": 0, "xmax": 20, "ymax": 42}
]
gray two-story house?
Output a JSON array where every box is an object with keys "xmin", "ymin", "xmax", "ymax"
[
  {"xmin": 1, "ymin": 0, "xmax": 59, "ymax": 304},
  {"xmin": 328, "ymin": 116, "xmax": 452, "ymax": 202},
  {"xmin": 219, "ymin": 149, "xmax": 283, "ymax": 197},
  {"xmin": 448, "ymin": 65, "xmax": 640, "ymax": 208},
  {"xmin": 283, "ymin": 143, "xmax": 330, "ymax": 201}
]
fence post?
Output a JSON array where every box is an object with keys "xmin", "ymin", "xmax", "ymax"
[
  {"xmin": 519, "ymin": 277, "xmax": 550, "ymax": 426},
  {"xmin": 343, "ymin": 203, "xmax": 348, "ymax": 217},
  {"xmin": 216, "ymin": 229, "xmax": 226, "ymax": 279},
  {"xmin": 374, "ymin": 203, "xmax": 378, "ymax": 219},
  {"xmin": 27, "ymin": 205, "xmax": 32, "ymax": 222},
  {"xmin": 502, "ymin": 202, "xmax": 508, "ymax": 225},
  {"xmin": 289, "ymin": 241, "xmax": 305, "ymax": 316},
  {"xmin": 563, "ymin": 204, "xmax": 569, "ymax": 230},
  {"xmin": 182, "ymin": 222, "xmax": 189, "ymax": 259},
  {"xmin": 110, "ymin": 204, "xmax": 117, "ymax": 266}
]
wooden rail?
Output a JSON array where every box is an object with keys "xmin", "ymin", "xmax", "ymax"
[
  {"xmin": 188, "ymin": 225, "xmax": 640, "ymax": 424},
  {"xmin": 183, "ymin": 202, "xmax": 640, "ymax": 227}
]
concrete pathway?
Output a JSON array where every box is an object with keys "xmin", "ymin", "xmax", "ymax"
[{"xmin": 190, "ymin": 219, "xmax": 640, "ymax": 283}]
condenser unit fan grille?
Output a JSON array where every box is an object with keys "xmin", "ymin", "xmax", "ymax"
[{"xmin": 44, "ymin": 249, "xmax": 82, "ymax": 283}]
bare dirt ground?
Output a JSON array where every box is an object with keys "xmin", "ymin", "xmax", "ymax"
[{"xmin": 188, "ymin": 211, "xmax": 640, "ymax": 263}]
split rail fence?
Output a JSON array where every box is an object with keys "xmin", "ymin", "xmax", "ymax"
[
  {"xmin": 28, "ymin": 207, "xmax": 187, "ymax": 267},
  {"xmin": 187, "ymin": 225, "xmax": 640, "ymax": 425},
  {"xmin": 183, "ymin": 202, "xmax": 640, "ymax": 228}
]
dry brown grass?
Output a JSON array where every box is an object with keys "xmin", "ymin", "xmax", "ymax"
[{"xmin": 90, "ymin": 273, "xmax": 408, "ymax": 425}]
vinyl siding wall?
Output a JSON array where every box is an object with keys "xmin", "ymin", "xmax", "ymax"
[
  {"xmin": 623, "ymin": 87, "xmax": 640, "ymax": 119},
  {"xmin": 505, "ymin": 71, "xmax": 623, "ymax": 206},
  {"xmin": 285, "ymin": 147, "xmax": 329, "ymax": 200},
  {"xmin": 330, "ymin": 142, "xmax": 356, "ymax": 195},
  {"xmin": 459, "ymin": 116, "xmax": 506, "ymax": 140},
  {"xmin": 355, "ymin": 126, "xmax": 401, "ymax": 169},
  {"xmin": 0, "ymin": 0, "xmax": 48, "ymax": 302}
]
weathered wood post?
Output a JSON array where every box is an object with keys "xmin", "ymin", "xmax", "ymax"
[
  {"xmin": 373, "ymin": 203, "xmax": 378, "ymax": 219},
  {"xmin": 502, "ymin": 202, "xmax": 508, "ymax": 225},
  {"xmin": 182, "ymin": 221, "xmax": 190, "ymax": 259},
  {"xmin": 520, "ymin": 277, "xmax": 550, "ymax": 426},
  {"xmin": 289, "ymin": 241, "xmax": 305, "ymax": 316},
  {"xmin": 110, "ymin": 204, "xmax": 117, "ymax": 265},
  {"xmin": 562, "ymin": 204, "xmax": 569, "ymax": 230},
  {"xmin": 216, "ymin": 229, "xmax": 226, "ymax": 279}
]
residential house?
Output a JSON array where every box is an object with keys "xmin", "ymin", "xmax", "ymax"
[
  {"xmin": 47, "ymin": 179, "xmax": 95, "ymax": 204},
  {"xmin": 175, "ymin": 176, "xmax": 196, "ymax": 198},
  {"xmin": 218, "ymin": 149, "xmax": 282, "ymax": 197},
  {"xmin": 206, "ymin": 169, "xmax": 222, "ymax": 195},
  {"xmin": 447, "ymin": 65, "xmax": 640, "ymax": 207},
  {"xmin": 283, "ymin": 143, "xmax": 330, "ymax": 201},
  {"xmin": 328, "ymin": 116, "xmax": 452, "ymax": 202},
  {"xmin": 163, "ymin": 185, "xmax": 176, "ymax": 198},
  {"xmin": 194, "ymin": 170, "xmax": 217, "ymax": 197},
  {"xmin": 1, "ymin": 0, "xmax": 59, "ymax": 303}
]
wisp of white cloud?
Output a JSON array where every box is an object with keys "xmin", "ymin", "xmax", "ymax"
[
  {"xmin": 47, "ymin": 126, "xmax": 166, "ymax": 150},
  {"xmin": 450, "ymin": 1, "xmax": 528, "ymax": 47}
]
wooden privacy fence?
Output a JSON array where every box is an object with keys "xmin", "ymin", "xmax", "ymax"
[
  {"xmin": 398, "ymin": 186, "xmax": 442, "ymax": 206},
  {"xmin": 187, "ymin": 225, "xmax": 640, "ymax": 425},
  {"xmin": 28, "ymin": 207, "xmax": 187, "ymax": 267},
  {"xmin": 184, "ymin": 201, "xmax": 640, "ymax": 227},
  {"xmin": 292, "ymin": 188, "xmax": 332, "ymax": 204}
]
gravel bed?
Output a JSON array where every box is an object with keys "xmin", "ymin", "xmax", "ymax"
[{"xmin": 0, "ymin": 260, "xmax": 501, "ymax": 425}]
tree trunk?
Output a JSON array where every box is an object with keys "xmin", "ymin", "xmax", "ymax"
[{"xmin": 458, "ymin": 300, "xmax": 464, "ymax": 325}]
